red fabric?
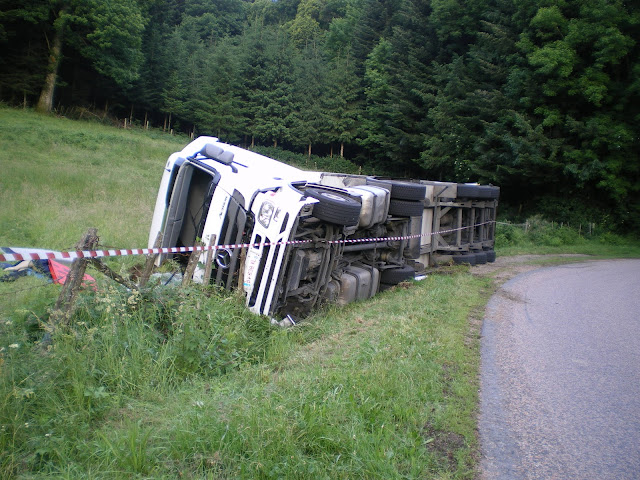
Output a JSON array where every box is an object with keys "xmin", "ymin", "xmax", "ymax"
[{"xmin": 49, "ymin": 260, "xmax": 96, "ymax": 289}]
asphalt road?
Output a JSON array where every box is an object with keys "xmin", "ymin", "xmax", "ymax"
[{"xmin": 479, "ymin": 259, "xmax": 640, "ymax": 479}]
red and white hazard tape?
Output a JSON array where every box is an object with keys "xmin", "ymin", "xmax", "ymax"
[{"xmin": 0, "ymin": 221, "xmax": 495, "ymax": 263}]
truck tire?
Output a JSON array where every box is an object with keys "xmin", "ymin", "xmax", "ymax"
[
  {"xmin": 387, "ymin": 180, "xmax": 426, "ymax": 201},
  {"xmin": 472, "ymin": 250, "xmax": 487, "ymax": 264},
  {"xmin": 388, "ymin": 199, "xmax": 423, "ymax": 217},
  {"xmin": 366, "ymin": 178, "xmax": 426, "ymax": 201},
  {"xmin": 365, "ymin": 177, "xmax": 392, "ymax": 191},
  {"xmin": 452, "ymin": 253, "xmax": 476, "ymax": 266},
  {"xmin": 456, "ymin": 184, "xmax": 500, "ymax": 199},
  {"xmin": 305, "ymin": 188, "xmax": 361, "ymax": 226},
  {"xmin": 380, "ymin": 265, "xmax": 415, "ymax": 284}
]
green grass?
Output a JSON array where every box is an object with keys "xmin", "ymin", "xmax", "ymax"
[
  {"xmin": 0, "ymin": 107, "xmax": 187, "ymax": 249},
  {"xmin": 494, "ymin": 216, "xmax": 640, "ymax": 258},
  {"xmin": 1, "ymin": 271, "xmax": 489, "ymax": 479},
  {"xmin": 123, "ymin": 275, "xmax": 487, "ymax": 479},
  {"xmin": 1, "ymin": 107, "xmax": 639, "ymax": 479}
]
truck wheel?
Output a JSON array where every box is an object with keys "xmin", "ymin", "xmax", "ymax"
[
  {"xmin": 380, "ymin": 265, "xmax": 415, "ymax": 284},
  {"xmin": 379, "ymin": 283, "xmax": 394, "ymax": 292},
  {"xmin": 366, "ymin": 178, "xmax": 426, "ymax": 201},
  {"xmin": 472, "ymin": 250, "xmax": 487, "ymax": 264},
  {"xmin": 386, "ymin": 180, "xmax": 426, "ymax": 201},
  {"xmin": 388, "ymin": 199, "xmax": 423, "ymax": 217},
  {"xmin": 305, "ymin": 188, "xmax": 361, "ymax": 226},
  {"xmin": 456, "ymin": 184, "xmax": 500, "ymax": 199},
  {"xmin": 452, "ymin": 253, "xmax": 476, "ymax": 266}
]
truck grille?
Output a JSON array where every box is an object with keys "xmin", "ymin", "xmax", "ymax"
[{"xmin": 213, "ymin": 192, "xmax": 247, "ymax": 290}]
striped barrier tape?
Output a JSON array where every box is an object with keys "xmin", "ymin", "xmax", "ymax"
[{"xmin": 0, "ymin": 221, "xmax": 495, "ymax": 263}]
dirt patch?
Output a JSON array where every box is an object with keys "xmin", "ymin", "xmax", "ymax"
[
  {"xmin": 422, "ymin": 422, "xmax": 467, "ymax": 471},
  {"xmin": 471, "ymin": 254, "xmax": 591, "ymax": 284}
]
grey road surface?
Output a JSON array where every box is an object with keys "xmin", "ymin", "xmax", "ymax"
[{"xmin": 480, "ymin": 259, "xmax": 640, "ymax": 480}]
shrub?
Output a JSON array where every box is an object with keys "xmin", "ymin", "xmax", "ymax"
[
  {"xmin": 526, "ymin": 217, "xmax": 584, "ymax": 247},
  {"xmin": 495, "ymin": 223, "xmax": 527, "ymax": 248},
  {"xmin": 597, "ymin": 231, "xmax": 627, "ymax": 246},
  {"xmin": 0, "ymin": 280, "xmax": 275, "ymax": 476},
  {"xmin": 496, "ymin": 215, "xmax": 591, "ymax": 249}
]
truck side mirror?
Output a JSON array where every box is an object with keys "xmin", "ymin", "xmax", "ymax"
[
  {"xmin": 217, "ymin": 150, "xmax": 234, "ymax": 165},
  {"xmin": 202, "ymin": 144, "xmax": 234, "ymax": 166},
  {"xmin": 202, "ymin": 144, "xmax": 223, "ymax": 159}
]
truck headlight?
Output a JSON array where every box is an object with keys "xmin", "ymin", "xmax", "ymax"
[{"xmin": 258, "ymin": 201, "xmax": 275, "ymax": 228}]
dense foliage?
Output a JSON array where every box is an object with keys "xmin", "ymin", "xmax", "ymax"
[{"xmin": 1, "ymin": 0, "xmax": 639, "ymax": 230}]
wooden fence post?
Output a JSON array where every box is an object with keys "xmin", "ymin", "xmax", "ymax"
[
  {"xmin": 182, "ymin": 241, "xmax": 204, "ymax": 286},
  {"xmin": 202, "ymin": 235, "xmax": 217, "ymax": 285},
  {"xmin": 89, "ymin": 259, "xmax": 138, "ymax": 291},
  {"xmin": 139, "ymin": 232, "xmax": 163, "ymax": 287},
  {"xmin": 44, "ymin": 228, "xmax": 99, "ymax": 344},
  {"xmin": 237, "ymin": 247, "xmax": 247, "ymax": 291}
]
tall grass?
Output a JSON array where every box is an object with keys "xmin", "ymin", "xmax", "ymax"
[
  {"xmin": 1, "ymin": 270, "xmax": 488, "ymax": 478},
  {"xmin": 495, "ymin": 215, "xmax": 640, "ymax": 257},
  {"xmin": 0, "ymin": 279, "xmax": 276, "ymax": 477}
]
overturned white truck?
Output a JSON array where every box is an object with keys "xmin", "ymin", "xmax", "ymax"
[{"xmin": 149, "ymin": 137, "xmax": 499, "ymax": 324}]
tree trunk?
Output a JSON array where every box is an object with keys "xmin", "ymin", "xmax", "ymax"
[
  {"xmin": 36, "ymin": 13, "xmax": 65, "ymax": 114},
  {"xmin": 340, "ymin": 142, "xmax": 344, "ymax": 158},
  {"xmin": 308, "ymin": 143, "xmax": 312, "ymax": 159}
]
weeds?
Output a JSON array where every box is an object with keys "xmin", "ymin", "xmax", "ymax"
[
  {"xmin": 97, "ymin": 420, "xmax": 153, "ymax": 475},
  {"xmin": 0, "ymin": 268, "xmax": 490, "ymax": 478},
  {"xmin": 0, "ymin": 279, "xmax": 275, "ymax": 478},
  {"xmin": 495, "ymin": 216, "xmax": 640, "ymax": 257}
]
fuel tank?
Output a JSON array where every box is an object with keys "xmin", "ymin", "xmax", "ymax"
[
  {"xmin": 347, "ymin": 185, "xmax": 390, "ymax": 228},
  {"xmin": 337, "ymin": 264, "xmax": 380, "ymax": 305}
]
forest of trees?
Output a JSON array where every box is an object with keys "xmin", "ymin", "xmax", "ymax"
[{"xmin": 1, "ymin": 0, "xmax": 639, "ymax": 231}]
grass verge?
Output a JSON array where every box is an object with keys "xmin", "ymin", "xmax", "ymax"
[
  {"xmin": 123, "ymin": 273, "xmax": 488, "ymax": 479},
  {"xmin": 495, "ymin": 217, "xmax": 640, "ymax": 258},
  {"xmin": 1, "ymin": 270, "xmax": 490, "ymax": 479}
]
